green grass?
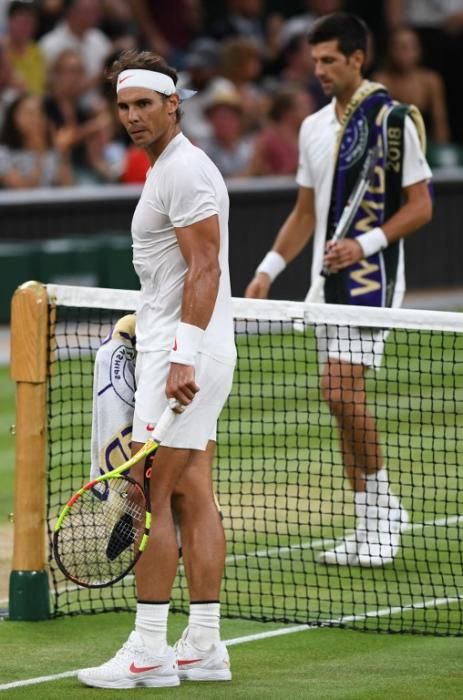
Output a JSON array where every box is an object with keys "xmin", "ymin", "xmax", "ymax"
[
  {"xmin": 1, "ymin": 613, "xmax": 463, "ymax": 698},
  {"xmin": 38, "ymin": 325, "xmax": 463, "ymax": 632},
  {"xmin": 1, "ymin": 323, "xmax": 463, "ymax": 698}
]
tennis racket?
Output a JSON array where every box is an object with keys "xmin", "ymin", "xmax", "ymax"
[
  {"xmin": 53, "ymin": 401, "xmax": 178, "ymax": 589},
  {"xmin": 305, "ymin": 145, "xmax": 380, "ymax": 304}
]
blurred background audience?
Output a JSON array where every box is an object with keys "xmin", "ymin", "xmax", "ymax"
[
  {"xmin": 373, "ymin": 26, "xmax": 450, "ymax": 145},
  {"xmin": 0, "ymin": 0, "xmax": 462, "ymax": 187},
  {"xmin": 0, "ymin": 91, "xmax": 73, "ymax": 186}
]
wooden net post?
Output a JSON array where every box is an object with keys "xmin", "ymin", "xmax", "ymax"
[{"xmin": 9, "ymin": 281, "xmax": 50, "ymax": 620}]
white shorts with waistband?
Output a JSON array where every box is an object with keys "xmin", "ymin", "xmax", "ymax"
[
  {"xmin": 133, "ymin": 350, "xmax": 235, "ymax": 450},
  {"xmin": 316, "ymin": 324, "xmax": 389, "ymax": 369}
]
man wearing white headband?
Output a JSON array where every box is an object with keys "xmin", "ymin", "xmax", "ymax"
[{"xmin": 78, "ymin": 50, "xmax": 236, "ymax": 690}]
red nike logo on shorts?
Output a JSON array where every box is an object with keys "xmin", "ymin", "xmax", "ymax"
[
  {"xmin": 129, "ymin": 661, "xmax": 162, "ymax": 673},
  {"xmin": 172, "ymin": 338, "xmax": 178, "ymax": 351}
]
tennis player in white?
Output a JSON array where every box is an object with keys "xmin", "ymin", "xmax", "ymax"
[
  {"xmin": 246, "ymin": 14, "xmax": 433, "ymax": 568},
  {"xmin": 78, "ymin": 50, "xmax": 236, "ymax": 689}
]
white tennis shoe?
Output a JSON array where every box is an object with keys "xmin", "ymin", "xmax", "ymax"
[
  {"xmin": 77, "ymin": 631, "xmax": 179, "ymax": 689},
  {"xmin": 174, "ymin": 628, "xmax": 232, "ymax": 681},
  {"xmin": 357, "ymin": 504, "xmax": 410, "ymax": 567},
  {"xmin": 318, "ymin": 519, "xmax": 368, "ymax": 566},
  {"xmin": 319, "ymin": 505, "xmax": 409, "ymax": 567}
]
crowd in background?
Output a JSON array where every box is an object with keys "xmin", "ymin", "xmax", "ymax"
[{"xmin": 0, "ymin": 0, "xmax": 462, "ymax": 188}]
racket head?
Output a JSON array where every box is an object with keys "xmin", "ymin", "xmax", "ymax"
[{"xmin": 53, "ymin": 473, "xmax": 150, "ymax": 589}]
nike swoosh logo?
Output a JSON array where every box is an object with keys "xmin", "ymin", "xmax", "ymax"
[
  {"xmin": 129, "ymin": 662, "xmax": 162, "ymax": 673},
  {"xmin": 172, "ymin": 338, "xmax": 177, "ymax": 351},
  {"xmin": 177, "ymin": 658, "xmax": 202, "ymax": 666},
  {"xmin": 118, "ymin": 75, "xmax": 132, "ymax": 85}
]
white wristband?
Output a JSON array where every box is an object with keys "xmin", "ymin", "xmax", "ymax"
[
  {"xmin": 256, "ymin": 251, "xmax": 286, "ymax": 282},
  {"xmin": 170, "ymin": 322, "xmax": 205, "ymax": 366},
  {"xmin": 355, "ymin": 227, "xmax": 388, "ymax": 259}
]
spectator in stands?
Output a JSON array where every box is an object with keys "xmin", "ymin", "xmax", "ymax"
[
  {"xmin": 210, "ymin": 0, "xmax": 282, "ymax": 63},
  {"xmin": 0, "ymin": 92, "xmax": 74, "ymax": 187},
  {"xmin": 177, "ymin": 37, "xmax": 235, "ymax": 142},
  {"xmin": 129, "ymin": 0, "xmax": 204, "ymax": 67},
  {"xmin": 44, "ymin": 48, "xmax": 110, "ymax": 180},
  {"xmin": 385, "ymin": 0, "xmax": 463, "ymax": 142},
  {"xmin": 243, "ymin": 87, "xmax": 313, "ymax": 176},
  {"xmin": 120, "ymin": 143, "xmax": 149, "ymax": 183},
  {"xmin": 373, "ymin": 26, "xmax": 450, "ymax": 145},
  {"xmin": 99, "ymin": 0, "xmax": 137, "ymax": 52},
  {"xmin": 4, "ymin": 0, "xmax": 47, "ymax": 95},
  {"xmin": 39, "ymin": 0, "xmax": 112, "ymax": 105},
  {"xmin": 35, "ymin": 0, "xmax": 67, "ymax": 37},
  {"xmin": 276, "ymin": 32, "xmax": 328, "ymax": 111},
  {"xmin": 220, "ymin": 36, "xmax": 267, "ymax": 133},
  {"xmin": 279, "ymin": 0, "xmax": 346, "ymax": 49},
  {"xmin": 84, "ymin": 95, "xmax": 127, "ymax": 182},
  {"xmin": 0, "ymin": 39, "xmax": 23, "ymax": 126},
  {"xmin": 198, "ymin": 86, "xmax": 253, "ymax": 178}
]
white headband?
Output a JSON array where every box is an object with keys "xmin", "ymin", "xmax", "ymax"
[{"xmin": 116, "ymin": 69, "xmax": 196, "ymax": 101}]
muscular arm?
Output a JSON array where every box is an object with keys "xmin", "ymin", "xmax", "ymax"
[
  {"xmin": 175, "ymin": 213, "xmax": 221, "ymax": 328},
  {"xmin": 245, "ymin": 186, "xmax": 315, "ymax": 298},
  {"xmin": 166, "ymin": 214, "xmax": 221, "ymax": 407}
]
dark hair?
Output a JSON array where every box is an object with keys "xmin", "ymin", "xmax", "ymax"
[
  {"xmin": 269, "ymin": 88, "xmax": 299, "ymax": 122},
  {"xmin": 8, "ymin": 0, "xmax": 38, "ymax": 18},
  {"xmin": 0, "ymin": 93, "xmax": 50, "ymax": 148},
  {"xmin": 308, "ymin": 12, "xmax": 368, "ymax": 57},
  {"xmin": 106, "ymin": 49, "xmax": 181, "ymax": 123}
]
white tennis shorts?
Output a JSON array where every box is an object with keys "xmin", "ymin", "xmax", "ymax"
[
  {"xmin": 132, "ymin": 350, "xmax": 235, "ymax": 450},
  {"xmin": 316, "ymin": 324, "xmax": 389, "ymax": 369}
]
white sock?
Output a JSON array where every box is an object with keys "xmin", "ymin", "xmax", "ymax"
[
  {"xmin": 354, "ymin": 491, "xmax": 367, "ymax": 523},
  {"xmin": 366, "ymin": 468, "xmax": 400, "ymax": 511},
  {"xmin": 188, "ymin": 602, "xmax": 221, "ymax": 649},
  {"xmin": 135, "ymin": 602, "xmax": 169, "ymax": 653}
]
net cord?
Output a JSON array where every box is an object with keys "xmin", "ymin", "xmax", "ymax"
[{"xmin": 47, "ymin": 283, "xmax": 463, "ymax": 334}]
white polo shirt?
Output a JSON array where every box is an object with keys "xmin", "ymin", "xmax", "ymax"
[
  {"xmin": 296, "ymin": 98, "xmax": 432, "ymax": 304},
  {"xmin": 131, "ymin": 132, "xmax": 236, "ymax": 365}
]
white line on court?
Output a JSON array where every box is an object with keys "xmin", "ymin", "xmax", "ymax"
[
  {"xmin": 0, "ymin": 512, "xmax": 461, "ymax": 607},
  {"xmin": 1, "ymin": 593, "xmax": 462, "ymax": 692},
  {"xmin": 227, "ymin": 513, "xmax": 463, "ymax": 563}
]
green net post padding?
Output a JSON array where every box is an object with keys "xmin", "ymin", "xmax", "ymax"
[{"xmin": 9, "ymin": 570, "xmax": 50, "ymax": 621}]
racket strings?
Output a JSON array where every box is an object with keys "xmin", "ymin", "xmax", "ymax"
[{"xmin": 54, "ymin": 476, "xmax": 146, "ymax": 587}]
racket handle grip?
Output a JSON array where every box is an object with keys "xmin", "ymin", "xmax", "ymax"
[
  {"xmin": 152, "ymin": 399, "xmax": 180, "ymax": 443},
  {"xmin": 305, "ymin": 274, "xmax": 325, "ymax": 304}
]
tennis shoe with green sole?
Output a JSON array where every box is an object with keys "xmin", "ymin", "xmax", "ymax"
[
  {"xmin": 77, "ymin": 631, "xmax": 179, "ymax": 689},
  {"xmin": 174, "ymin": 628, "xmax": 232, "ymax": 681}
]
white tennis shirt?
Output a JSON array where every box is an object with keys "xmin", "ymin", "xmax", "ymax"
[
  {"xmin": 296, "ymin": 98, "xmax": 432, "ymax": 305},
  {"xmin": 131, "ymin": 132, "xmax": 236, "ymax": 363}
]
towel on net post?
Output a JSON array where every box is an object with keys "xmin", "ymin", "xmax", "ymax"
[{"xmin": 90, "ymin": 313, "xmax": 136, "ymax": 481}]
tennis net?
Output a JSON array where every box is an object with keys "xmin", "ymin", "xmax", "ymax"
[{"xmin": 42, "ymin": 284, "xmax": 463, "ymax": 634}]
